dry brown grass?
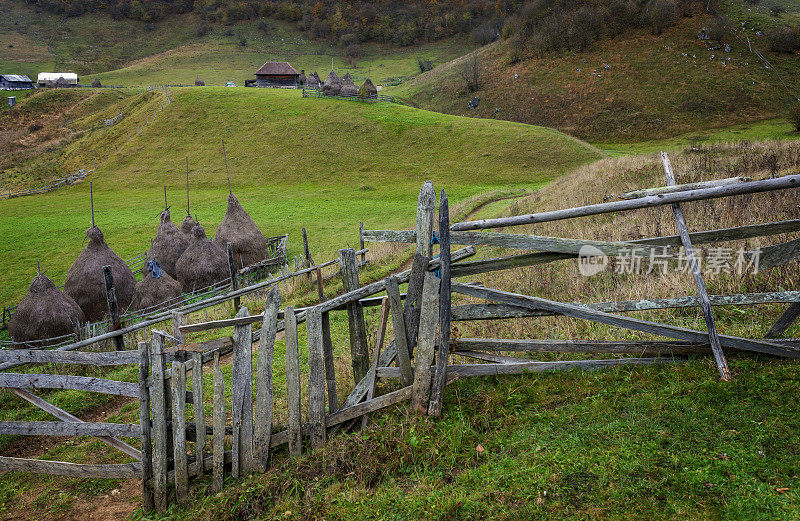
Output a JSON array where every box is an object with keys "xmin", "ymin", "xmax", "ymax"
[{"xmin": 456, "ymin": 141, "xmax": 800, "ymax": 348}]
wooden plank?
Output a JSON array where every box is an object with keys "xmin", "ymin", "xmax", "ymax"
[
  {"xmin": 316, "ymin": 266, "xmax": 337, "ymax": 413},
  {"xmin": 255, "ymin": 287, "xmax": 280, "ymax": 471},
  {"xmin": 451, "ymin": 174, "xmax": 800, "ymax": 231},
  {"xmin": 362, "ymin": 298, "xmax": 389, "ymax": 429},
  {"xmin": 359, "ymin": 222, "xmax": 366, "ymax": 264},
  {"xmin": 284, "ymin": 306, "xmax": 302, "ymax": 457},
  {"xmin": 0, "ymin": 373, "xmax": 138, "ymax": 397},
  {"xmin": 0, "ymin": 349, "xmax": 140, "ymax": 365},
  {"xmin": 172, "ymin": 311, "xmax": 185, "ymax": 345},
  {"xmin": 379, "ymin": 358, "xmax": 672, "ymax": 378},
  {"xmin": 753, "ymin": 238, "xmax": 800, "ymax": 270},
  {"xmin": 227, "ymin": 243, "xmax": 241, "ymax": 311},
  {"xmin": 619, "ymin": 176, "xmax": 749, "ymax": 199},
  {"xmin": 453, "ymin": 338, "xmax": 717, "ymax": 355},
  {"xmin": 0, "ymin": 421, "xmax": 140, "ymax": 437},
  {"xmin": 340, "ymin": 248, "xmax": 370, "ymax": 383},
  {"xmin": 170, "ymin": 361, "xmax": 189, "ymax": 504},
  {"xmin": 765, "ymin": 302, "xmax": 800, "ymax": 338},
  {"xmin": 454, "ymin": 351, "xmax": 534, "ymax": 364},
  {"xmin": 385, "ymin": 276, "xmax": 412, "ymax": 385},
  {"xmin": 416, "ymin": 181, "xmax": 436, "ymax": 258},
  {"xmin": 327, "ymin": 386, "xmax": 414, "ymax": 427},
  {"xmin": 450, "ymin": 291, "xmax": 800, "ymax": 321},
  {"xmin": 191, "ymin": 352, "xmax": 205, "ymax": 478},
  {"xmin": 231, "ymin": 306, "xmax": 254, "ymax": 477},
  {"xmin": 404, "ymin": 254, "xmax": 430, "ymax": 356},
  {"xmin": 102, "ymin": 265, "xmax": 126, "ymax": 351},
  {"xmin": 138, "ymin": 341, "xmax": 154, "ymax": 512},
  {"xmin": 661, "ymin": 151, "xmax": 730, "ymax": 380},
  {"xmin": 451, "ymin": 283, "xmax": 800, "ymax": 359},
  {"xmin": 148, "ymin": 334, "xmax": 168, "ymax": 512},
  {"xmin": 413, "ymin": 272, "xmax": 440, "ymax": 415},
  {"xmin": 212, "ymin": 352, "xmax": 225, "ymax": 492},
  {"xmin": 302, "ymin": 227, "xmax": 313, "ymax": 270},
  {"xmin": 306, "ymin": 307, "xmax": 326, "ymax": 449},
  {"xmin": 0, "ymin": 457, "xmax": 141, "ymax": 478},
  {"xmin": 429, "ymin": 189, "xmax": 451, "ymax": 418}
]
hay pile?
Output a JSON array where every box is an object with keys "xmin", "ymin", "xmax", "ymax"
[
  {"xmin": 322, "ymin": 71, "xmax": 342, "ymax": 95},
  {"xmin": 360, "ymin": 78, "xmax": 378, "ymax": 99},
  {"xmin": 308, "ymin": 71, "xmax": 322, "ymax": 87},
  {"xmin": 213, "ymin": 193, "xmax": 267, "ymax": 269},
  {"xmin": 91, "ymin": 78, "xmax": 102, "ymax": 88},
  {"xmin": 64, "ymin": 226, "xmax": 136, "ymax": 321},
  {"xmin": 176, "ymin": 224, "xmax": 229, "ymax": 292},
  {"xmin": 131, "ymin": 259, "xmax": 183, "ymax": 311},
  {"xmin": 180, "ymin": 214, "xmax": 196, "ymax": 235},
  {"xmin": 9, "ymin": 274, "xmax": 86, "ymax": 347},
  {"xmin": 148, "ymin": 209, "xmax": 189, "ymax": 279},
  {"xmin": 340, "ymin": 74, "xmax": 359, "ymax": 96},
  {"xmin": 195, "ymin": 76, "xmax": 205, "ymax": 86}
]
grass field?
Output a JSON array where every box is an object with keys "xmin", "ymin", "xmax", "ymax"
[{"xmin": 0, "ymin": 87, "xmax": 601, "ymax": 308}]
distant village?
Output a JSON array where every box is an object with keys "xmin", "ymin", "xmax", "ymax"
[{"xmin": 1, "ymin": 61, "xmax": 381, "ymax": 98}]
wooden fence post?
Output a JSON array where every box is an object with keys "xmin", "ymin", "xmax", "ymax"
[
  {"xmin": 191, "ymin": 352, "xmax": 205, "ymax": 477},
  {"xmin": 212, "ymin": 352, "xmax": 225, "ymax": 492},
  {"xmin": 137, "ymin": 341, "xmax": 154, "ymax": 512},
  {"xmin": 307, "ymin": 307, "xmax": 326, "ymax": 449},
  {"xmin": 227, "ymin": 243, "xmax": 241, "ymax": 312},
  {"xmin": 148, "ymin": 333, "xmax": 168, "ymax": 512},
  {"xmin": 316, "ymin": 266, "xmax": 337, "ymax": 413},
  {"xmin": 661, "ymin": 152, "xmax": 731, "ymax": 381},
  {"xmin": 416, "ymin": 181, "xmax": 435, "ymax": 259},
  {"xmin": 285, "ymin": 307, "xmax": 302, "ymax": 456},
  {"xmin": 302, "ymin": 227, "xmax": 313, "ymax": 271},
  {"xmin": 403, "ymin": 254, "xmax": 430, "ymax": 357},
  {"xmin": 339, "ymin": 248, "xmax": 370, "ymax": 383},
  {"xmin": 255, "ymin": 287, "xmax": 280, "ymax": 471},
  {"xmin": 359, "ymin": 222, "xmax": 366, "ymax": 265},
  {"xmin": 102, "ymin": 266, "xmax": 126, "ymax": 351},
  {"xmin": 172, "ymin": 311, "xmax": 185, "ymax": 345},
  {"xmin": 362, "ymin": 298, "xmax": 389, "ymax": 429},
  {"xmin": 171, "ymin": 361, "xmax": 189, "ymax": 503},
  {"xmin": 385, "ymin": 276, "xmax": 412, "ymax": 385},
  {"xmin": 231, "ymin": 306, "xmax": 254, "ymax": 476},
  {"xmin": 429, "ymin": 189, "xmax": 451, "ymax": 417},
  {"xmin": 413, "ymin": 272, "xmax": 440, "ymax": 415}
]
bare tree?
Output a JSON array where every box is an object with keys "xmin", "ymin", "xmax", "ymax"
[{"xmin": 461, "ymin": 54, "xmax": 482, "ymax": 92}]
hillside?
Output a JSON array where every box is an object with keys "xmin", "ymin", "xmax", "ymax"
[
  {"xmin": 0, "ymin": 87, "xmax": 602, "ymax": 308},
  {"xmin": 393, "ymin": 13, "xmax": 800, "ymax": 143}
]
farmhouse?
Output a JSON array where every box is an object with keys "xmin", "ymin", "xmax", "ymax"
[
  {"xmin": 0, "ymin": 74, "xmax": 34, "ymax": 90},
  {"xmin": 254, "ymin": 61, "xmax": 300, "ymax": 87},
  {"xmin": 37, "ymin": 72, "xmax": 79, "ymax": 87}
]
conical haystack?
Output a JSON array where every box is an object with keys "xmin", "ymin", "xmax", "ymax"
[
  {"xmin": 131, "ymin": 259, "xmax": 183, "ymax": 311},
  {"xmin": 148, "ymin": 209, "xmax": 189, "ymax": 279},
  {"xmin": 309, "ymin": 71, "xmax": 322, "ymax": 87},
  {"xmin": 176, "ymin": 224, "xmax": 229, "ymax": 293},
  {"xmin": 9, "ymin": 274, "xmax": 86, "ymax": 347},
  {"xmin": 180, "ymin": 214, "xmax": 196, "ymax": 235},
  {"xmin": 213, "ymin": 193, "xmax": 267, "ymax": 269},
  {"xmin": 322, "ymin": 71, "xmax": 342, "ymax": 95},
  {"xmin": 360, "ymin": 78, "xmax": 378, "ymax": 99},
  {"xmin": 64, "ymin": 226, "xmax": 136, "ymax": 322},
  {"xmin": 340, "ymin": 73, "xmax": 358, "ymax": 96}
]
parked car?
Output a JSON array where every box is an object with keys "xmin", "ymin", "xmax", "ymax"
[{"xmin": 225, "ymin": 81, "xmax": 237, "ymax": 87}]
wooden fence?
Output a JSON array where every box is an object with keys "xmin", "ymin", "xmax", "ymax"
[{"xmin": 2, "ymin": 156, "xmax": 800, "ymax": 512}]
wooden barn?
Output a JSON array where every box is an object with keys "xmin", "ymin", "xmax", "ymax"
[
  {"xmin": 254, "ymin": 61, "xmax": 300, "ymax": 88},
  {"xmin": 0, "ymin": 74, "xmax": 34, "ymax": 90}
]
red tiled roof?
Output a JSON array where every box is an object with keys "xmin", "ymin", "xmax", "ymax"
[{"xmin": 255, "ymin": 61, "xmax": 299, "ymax": 76}]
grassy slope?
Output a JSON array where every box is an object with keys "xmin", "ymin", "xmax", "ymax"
[
  {"xmin": 393, "ymin": 11, "xmax": 800, "ymax": 143},
  {"xmin": 0, "ymin": 87, "xmax": 601, "ymax": 307}
]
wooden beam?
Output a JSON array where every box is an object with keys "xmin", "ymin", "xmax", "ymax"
[
  {"xmin": 451, "ymin": 283, "xmax": 800, "ymax": 359},
  {"xmin": 385, "ymin": 276, "xmax": 412, "ymax": 385},
  {"xmin": 102, "ymin": 266, "xmax": 126, "ymax": 352},
  {"xmin": 378, "ymin": 358, "xmax": 672, "ymax": 378},
  {"xmin": 413, "ymin": 272, "xmax": 440, "ymax": 415},
  {"xmin": 255, "ymin": 287, "xmax": 279, "ymax": 471},
  {"xmin": 661, "ymin": 152, "xmax": 729, "ymax": 380},
  {"xmin": 285, "ymin": 307, "xmax": 302, "ymax": 457},
  {"xmin": 362, "ymin": 298, "xmax": 389, "ymax": 429},
  {"xmin": 0, "ymin": 421, "xmax": 141, "ymax": 437},
  {"xmin": 765, "ymin": 302, "xmax": 800, "ymax": 339},
  {"xmin": 306, "ymin": 307, "xmax": 326, "ymax": 449},
  {"xmin": 451, "ymin": 338, "xmax": 742, "ymax": 355},
  {"xmin": 0, "ymin": 349, "xmax": 140, "ymax": 366},
  {"xmin": 230, "ymin": 306, "xmax": 254, "ymax": 476},
  {"xmin": 340, "ymin": 248, "xmax": 370, "ymax": 383},
  {"xmin": 429, "ymin": 189, "xmax": 451, "ymax": 417},
  {"xmin": 618, "ymin": 176, "xmax": 749, "ymax": 199},
  {"xmin": 0, "ymin": 374, "xmax": 139, "ymax": 397},
  {"xmin": 138, "ymin": 341, "xmax": 154, "ymax": 512},
  {"xmin": 450, "ymin": 174, "xmax": 800, "ymax": 231},
  {"xmin": 0, "ymin": 457, "xmax": 141, "ymax": 478}
]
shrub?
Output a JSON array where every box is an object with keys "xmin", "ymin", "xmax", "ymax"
[
  {"xmin": 766, "ymin": 26, "xmax": 797, "ymax": 52},
  {"xmin": 790, "ymin": 104, "xmax": 800, "ymax": 132},
  {"xmin": 461, "ymin": 54, "xmax": 482, "ymax": 92},
  {"xmin": 417, "ymin": 57, "xmax": 433, "ymax": 73},
  {"xmin": 706, "ymin": 15, "xmax": 730, "ymax": 42},
  {"xmin": 768, "ymin": 2, "xmax": 787, "ymax": 15},
  {"xmin": 345, "ymin": 43, "xmax": 361, "ymax": 65},
  {"xmin": 643, "ymin": 0, "xmax": 678, "ymax": 35},
  {"xmin": 257, "ymin": 20, "xmax": 269, "ymax": 34},
  {"xmin": 471, "ymin": 24, "xmax": 496, "ymax": 45},
  {"xmin": 239, "ymin": 36, "xmax": 247, "ymax": 46}
]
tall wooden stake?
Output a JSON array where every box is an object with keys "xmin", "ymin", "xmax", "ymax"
[
  {"xmin": 185, "ymin": 156, "xmax": 190, "ymax": 216},
  {"xmin": 227, "ymin": 243, "xmax": 240, "ymax": 311},
  {"xmin": 102, "ymin": 266, "xmax": 126, "ymax": 351},
  {"xmin": 222, "ymin": 140, "xmax": 231, "ymax": 194},
  {"xmin": 661, "ymin": 152, "xmax": 730, "ymax": 380},
  {"xmin": 429, "ymin": 189, "xmax": 451, "ymax": 416},
  {"xmin": 90, "ymin": 181, "xmax": 95, "ymax": 227}
]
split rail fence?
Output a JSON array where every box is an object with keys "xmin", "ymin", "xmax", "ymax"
[{"xmin": 1, "ymin": 154, "xmax": 800, "ymax": 512}]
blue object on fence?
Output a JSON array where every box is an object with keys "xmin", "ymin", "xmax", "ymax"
[
  {"xmin": 430, "ymin": 233, "xmax": 441, "ymax": 278},
  {"xmin": 147, "ymin": 259, "xmax": 164, "ymax": 278}
]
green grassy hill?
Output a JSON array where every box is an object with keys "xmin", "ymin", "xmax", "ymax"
[
  {"xmin": 393, "ymin": 13, "xmax": 800, "ymax": 143},
  {"xmin": 0, "ymin": 87, "xmax": 602, "ymax": 308}
]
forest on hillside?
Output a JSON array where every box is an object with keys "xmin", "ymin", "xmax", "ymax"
[{"xmin": 22, "ymin": 0, "xmax": 710, "ymax": 49}]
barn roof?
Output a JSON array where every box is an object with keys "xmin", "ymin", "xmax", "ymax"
[
  {"xmin": 1, "ymin": 74, "xmax": 32, "ymax": 83},
  {"xmin": 255, "ymin": 62, "xmax": 299, "ymax": 76}
]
